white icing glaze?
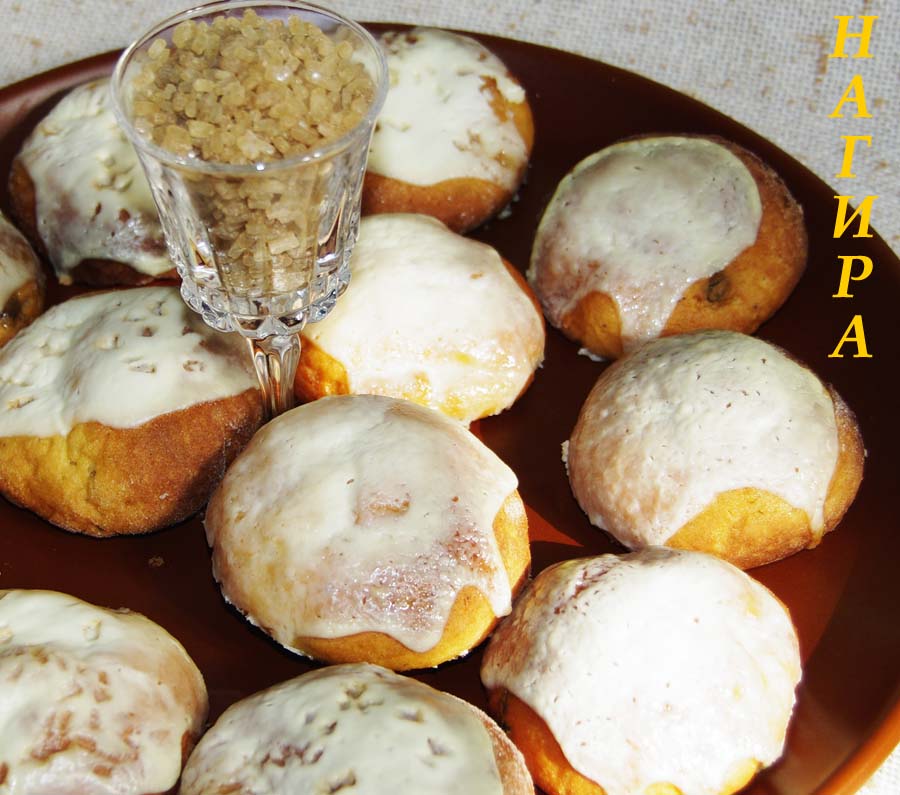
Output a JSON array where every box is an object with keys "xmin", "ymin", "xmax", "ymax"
[
  {"xmin": 0, "ymin": 286, "xmax": 257, "ymax": 437},
  {"xmin": 181, "ymin": 663, "xmax": 504, "ymax": 795},
  {"xmin": 481, "ymin": 548, "xmax": 802, "ymax": 795},
  {"xmin": 0, "ymin": 213, "xmax": 41, "ymax": 308},
  {"xmin": 305, "ymin": 214, "xmax": 544, "ymax": 423},
  {"xmin": 16, "ymin": 78, "xmax": 169, "ymax": 282},
  {"xmin": 205, "ymin": 394, "xmax": 518, "ymax": 654},
  {"xmin": 368, "ymin": 28, "xmax": 528, "ymax": 188},
  {"xmin": 0, "ymin": 589, "xmax": 207, "ymax": 795},
  {"xmin": 528, "ymin": 137, "xmax": 762, "ymax": 351},
  {"xmin": 567, "ymin": 331, "xmax": 839, "ymax": 546}
]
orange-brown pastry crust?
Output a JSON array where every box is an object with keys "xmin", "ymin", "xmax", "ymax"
[
  {"xmin": 68, "ymin": 256, "xmax": 177, "ymax": 287},
  {"xmin": 0, "ymin": 389, "xmax": 263, "ymax": 537},
  {"xmin": 294, "ymin": 333, "xmax": 347, "ymax": 402},
  {"xmin": 0, "ymin": 207, "xmax": 44, "ymax": 346},
  {"xmin": 488, "ymin": 690, "xmax": 760, "ymax": 795},
  {"xmin": 668, "ymin": 387, "xmax": 865, "ymax": 569},
  {"xmin": 0, "ymin": 276, "xmax": 43, "ymax": 349},
  {"xmin": 551, "ymin": 137, "xmax": 807, "ymax": 359},
  {"xmin": 663, "ymin": 143, "xmax": 807, "ymax": 335},
  {"xmin": 293, "ymin": 257, "xmax": 543, "ymax": 414},
  {"xmin": 8, "ymin": 157, "xmax": 176, "ymax": 287},
  {"xmin": 489, "ymin": 688, "xmax": 605, "ymax": 795},
  {"xmin": 362, "ymin": 79, "xmax": 534, "ymax": 233},
  {"xmin": 236, "ymin": 490, "xmax": 530, "ymax": 671}
]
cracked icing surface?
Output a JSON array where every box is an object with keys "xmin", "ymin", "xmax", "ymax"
[
  {"xmin": 481, "ymin": 548, "xmax": 801, "ymax": 795},
  {"xmin": 181, "ymin": 664, "xmax": 504, "ymax": 795},
  {"xmin": 205, "ymin": 395, "xmax": 517, "ymax": 654},
  {"xmin": 0, "ymin": 286, "xmax": 256, "ymax": 437},
  {"xmin": 16, "ymin": 78, "xmax": 169, "ymax": 282},
  {"xmin": 0, "ymin": 589, "xmax": 207, "ymax": 795},
  {"xmin": 567, "ymin": 331, "xmax": 839, "ymax": 547},
  {"xmin": 368, "ymin": 28, "xmax": 528, "ymax": 188},
  {"xmin": 529, "ymin": 137, "xmax": 762, "ymax": 351},
  {"xmin": 304, "ymin": 214, "xmax": 544, "ymax": 422}
]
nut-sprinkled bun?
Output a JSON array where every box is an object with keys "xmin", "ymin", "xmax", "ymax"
[
  {"xmin": 9, "ymin": 78, "xmax": 174, "ymax": 286},
  {"xmin": 205, "ymin": 394, "xmax": 530, "ymax": 670},
  {"xmin": 529, "ymin": 135, "xmax": 807, "ymax": 358},
  {"xmin": 294, "ymin": 214, "xmax": 544, "ymax": 423},
  {"xmin": 0, "ymin": 589, "xmax": 208, "ymax": 795},
  {"xmin": 181, "ymin": 663, "xmax": 534, "ymax": 795},
  {"xmin": 363, "ymin": 28, "xmax": 534, "ymax": 232},
  {"xmin": 566, "ymin": 331, "xmax": 864, "ymax": 568},
  {"xmin": 0, "ymin": 211, "xmax": 43, "ymax": 347},
  {"xmin": 0, "ymin": 286, "xmax": 262, "ymax": 536},
  {"xmin": 482, "ymin": 548, "xmax": 802, "ymax": 795}
]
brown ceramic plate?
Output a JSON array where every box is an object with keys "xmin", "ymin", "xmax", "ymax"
[{"xmin": 0, "ymin": 33, "xmax": 898, "ymax": 795}]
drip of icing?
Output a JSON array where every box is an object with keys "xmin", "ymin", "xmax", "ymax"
[
  {"xmin": 529, "ymin": 137, "xmax": 762, "ymax": 351},
  {"xmin": 0, "ymin": 589, "xmax": 207, "ymax": 795},
  {"xmin": 0, "ymin": 286, "xmax": 256, "ymax": 437},
  {"xmin": 16, "ymin": 78, "xmax": 170, "ymax": 282},
  {"xmin": 206, "ymin": 395, "xmax": 517, "ymax": 653},
  {"xmin": 305, "ymin": 214, "xmax": 544, "ymax": 422},
  {"xmin": 567, "ymin": 331, "xmax": 839, "ymax": 544},
  {"xmin": 481, "ymin": 548, "xmax": 801, "ymax": 795},
  {"xmin": 368, "ymin": 28, "xmax": 527, "ymax": 188},
  {"xmin": 0, "ymin": 213, "xmax": 41, "ymax": 308},
  {"xmin": 181, "ymin": 664, "xmax": 504, "ymax": 795}
]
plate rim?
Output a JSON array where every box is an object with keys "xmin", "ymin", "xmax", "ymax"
[{"xmin": 0, "ymin": 35, "xmax": 898, "ymax": 795}]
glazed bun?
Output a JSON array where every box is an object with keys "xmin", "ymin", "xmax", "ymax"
[
  {"xmin": 363, "ymin": 28, "xmax": 534, "ymax": 232},
  {"xmin": 295, "ymin": 214, "xmax": 544, "ymax": 423},
  {"xmin": 0, "ymin": 589, "xmax": 208, "ymax": 795},
  {"xmin": 0, "ymin": 286, "xmax": 263, "ymax": 536},
  {"xmin": 529, "ymin": 135, "xmax": 806, "ymax": 358},
  {"xmin": 9, "ymin": 78, "xmax": 174, "ymax": 286},
  {"xmin": 181, "ymin": 663, "xmax": 533, "ymax": 795},
  {"xmin": 481, "ymin": 547, "xmax": 802, "ymax": 795},
  {"xmin": 566, "ymin": 330, "xmax": 864, "ymax": 568},
  {"xmin": 205, "ymin": 394, "xmax": 530, "ymax": 670},
  {"xmin": 0, "ymin": 211, "xmax": 43, "ymax": 347}
]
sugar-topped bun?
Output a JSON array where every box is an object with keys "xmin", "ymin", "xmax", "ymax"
[
  {"xmin": 362, "ymin": 28, "xmax": 534, "ymax": 232},
  {"xmin": 529, "ymin": 135, "xmax": 806, "ymax": 358},
  {"xmin": 294, "ymin": 214, "xmax": 544, "ymax": 423},
  {"xmin": 0, "ymin": 212, "xmax": 43, "ymax": 347},
  {"xmin": 9, "ymin": 78, "xmax": 174, "ymax": 286},
  {"xmin": 0, "ymin": 589, "xmax": 208, "ymax": 795},
  {"xmin": 205, "ymin": 394, "xmax": 530, "ymax": 670},
  {"xmin": 481, "ymin": 547, "xmax": 802, "ymax": 795},
  {"xmin": 181, "ymin": 663, "xmax": 533, "ymax": 795},
  {"xmin": 0, "ymin": 286, "xmax": 262, "ymax": 536},
  {"xmin": 566, "ymin": 330, "xmax": 864, "ymax": 568}
]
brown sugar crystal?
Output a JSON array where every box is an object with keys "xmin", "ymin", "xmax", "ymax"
[
  {"xmin": 126, "ymin": 9, "xmax": 377, "ymax": 295},
  {"xmin": 130, "ymin": 9, "xmax": 375, "ymax": 163}
]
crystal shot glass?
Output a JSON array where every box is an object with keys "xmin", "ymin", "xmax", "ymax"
[{"xmin": 111, "ymin": 1, "xmax": 387, "ymax": 417}]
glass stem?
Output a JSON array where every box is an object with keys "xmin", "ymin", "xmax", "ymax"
[{"xmin": 247, "ymin": 333, "xmax": 301, "ymax": 420}]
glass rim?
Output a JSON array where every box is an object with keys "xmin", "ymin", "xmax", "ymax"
[{"xmin": 110, "ymin": 0, "xmax": 388, "ymax": 175}]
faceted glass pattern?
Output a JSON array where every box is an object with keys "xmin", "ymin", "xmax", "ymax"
[{"xmin": 111, "ymin": 0, "xmax": 387, "ymax": 415}]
